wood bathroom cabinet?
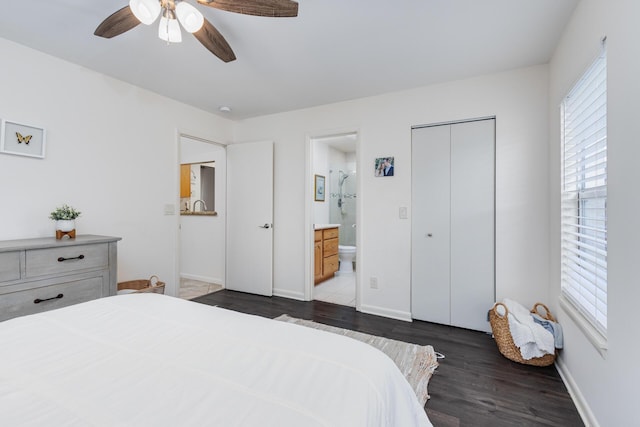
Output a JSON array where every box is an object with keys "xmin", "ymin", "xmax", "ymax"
[{"xmin": 314, "ymin": 227, "xmax": 339, "ymax": 285}]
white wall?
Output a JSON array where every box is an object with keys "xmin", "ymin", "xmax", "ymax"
[
  {"xmin": 548, "ymin": 1, "xmax": 640, "ymax": 425},
  {"xmin": 179, "ymin": 137, "xmax": 226, "ymax": 285},
  {"xmin": 0, "ymin": 38, "xmax": 234, "ymax": 296},
  {"xmin": 234, "ymin": 65, "xmax": 550, "ymax": 319}
]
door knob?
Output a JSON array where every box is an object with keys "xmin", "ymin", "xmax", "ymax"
[
  {"xmin": 258, "ymin": 223, "xmax": 272, "ymax": 229},
  {"xmin": 427, "ymin": 233, "xmax": 433, "ymax": 237}
]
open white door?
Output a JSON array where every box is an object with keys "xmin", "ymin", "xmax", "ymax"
[{"xmin": 226, "ymin": 141, "xmax": 274, "ymax": 296}]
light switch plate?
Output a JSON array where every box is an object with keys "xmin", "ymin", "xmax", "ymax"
[
  {"xmin": 399, "ymin": 206, "xmax": 408, "ymax": 219},
  {"xmin": 164, "ymin": 204, "xmax": 176, "ymax": 215}
]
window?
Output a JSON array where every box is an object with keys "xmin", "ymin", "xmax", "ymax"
[{"xmin": 561, "ymin": 44, "xmax": 607, "ymax": 337}]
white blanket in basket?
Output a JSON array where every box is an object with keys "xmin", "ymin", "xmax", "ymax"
[{"xmin": 501, "ymin": 299, "xmax": 555, "ymax": 360}]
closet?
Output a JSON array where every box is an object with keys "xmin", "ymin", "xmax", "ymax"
[{"xmin": 411, "ymin": 118, "xmax": 495, "ymax": 332}]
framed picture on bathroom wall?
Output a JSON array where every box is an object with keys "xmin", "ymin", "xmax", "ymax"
[
  {"xmin": 374, "ymin": 157, "xmax": 394, "ymax": 177},
  {"xmin": 0, "ymin": 120, "xmax": 46, "ymax": 159},
  {"xmin": 314, "ymin": 174, "xmax": 325, "ymax": 201}
]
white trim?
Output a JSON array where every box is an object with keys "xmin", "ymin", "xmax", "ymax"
[
  {"xmin": 273, "ymin": 288, "xmax": 305, "ymax": 301},
  {"xmin": 555, "ymin": 357, "xmax": 600, "ymax": 427},
  {"xmin": 359, "ymin": 304, "xmax": 412, "ymax": 322},
  {"xmin": 559, "ymin": 296, "xmax": 607, "ymax": 358}
]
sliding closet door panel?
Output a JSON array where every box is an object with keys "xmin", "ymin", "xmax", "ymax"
[
  {"xmin": 450, "ymin": 119, "xmax": 495, "ymax": 332},
  {"xmin": 411, "ymin": 125, "xmax": 451, "ymax": 324}
]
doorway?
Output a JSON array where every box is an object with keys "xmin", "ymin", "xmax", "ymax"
[
  {"xmin": 177, "ymin": 134, "xmax": 226, "ymax": 299},
  {"xmin": 308, "ymin": 132, "xmax": 359, "ymax": 307}
]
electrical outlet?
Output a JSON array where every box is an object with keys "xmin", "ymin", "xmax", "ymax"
[{"xmin": 370, "ymin": 277, "xmax": 378, "ymax": 289}]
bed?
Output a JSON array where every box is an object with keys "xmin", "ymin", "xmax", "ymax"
[{"xmin": 0, "ymin": 293, "xmax": 432, "ymax": 426}]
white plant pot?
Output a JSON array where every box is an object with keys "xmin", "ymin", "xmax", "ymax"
[{"xmin": 56, "ymin": 220, "xmax": 75, "ymax": 232}]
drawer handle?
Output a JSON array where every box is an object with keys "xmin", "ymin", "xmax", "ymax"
[
  {"xmin": 34, "ymin": 293, "xmax": 64, "ymax": 304},
  {"xmin": 57, "ymin": 254, "xmax": 85, "ymax": 262}
]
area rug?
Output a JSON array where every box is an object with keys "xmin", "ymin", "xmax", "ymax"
[{"xmin": 274, "ymin": 314, "xmax": 438, "ymax": 406}]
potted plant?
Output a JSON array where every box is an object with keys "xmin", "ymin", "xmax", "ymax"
[{"xmin": 49, "ymin": 204, "xmax": 81, "ymax": 234}]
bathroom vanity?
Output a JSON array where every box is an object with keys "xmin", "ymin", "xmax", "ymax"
[{"xmin": 314, "ymin": 225, "xmax": 339, "ymax": 285}]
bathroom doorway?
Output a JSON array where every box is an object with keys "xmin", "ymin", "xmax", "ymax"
[{"xmin": 308, "ymin": 132, "xmax": 358, "ymax": 307}]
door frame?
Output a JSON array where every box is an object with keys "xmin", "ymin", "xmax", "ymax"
[
  {"xmin": 304, "ymin": 128, "xmax": 361, "ymax": 309},
  {"xmin": 174, "ymin": 130, "xmax": 226, "ymax": 298}
]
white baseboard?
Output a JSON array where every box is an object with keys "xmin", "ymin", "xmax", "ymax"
[
  {"xmin": 273, "ymin": 288, "xmax": 305, "ymax": 301},
  {"xmin": 555, "ymin": 356, "xmax": 599, "ymax": 427},
  {"xmin": 179, "ymin": 273, "xmax": 223, "ymax": 285},
  {"xmin": 359, "ymin": 304, "xmax": 412, "ymax": 322}
]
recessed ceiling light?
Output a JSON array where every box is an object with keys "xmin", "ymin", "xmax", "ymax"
[{"xmin": 219, "ymin": 106, "xmax": 232, "ymax": 113}]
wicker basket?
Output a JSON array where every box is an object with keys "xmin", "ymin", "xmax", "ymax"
[
  {"xmin": 489, "ymin": 302, "xmax": 556, "ymax": 367},
  {"xmin": 117, "ymin": 275, "xmax": 165, "ymax": 295}
]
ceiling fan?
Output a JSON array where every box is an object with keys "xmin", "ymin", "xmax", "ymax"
[{"xmin": 94, "ymin": 0, "xmax": 299, "ymax": 63}]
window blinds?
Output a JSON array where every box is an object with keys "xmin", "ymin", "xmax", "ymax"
[{"xmin": 561, "ymin": 45, "xmax": 607, "ymax": 336}]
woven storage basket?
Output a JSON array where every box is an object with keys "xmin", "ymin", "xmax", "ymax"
[
  {"xmin": 489, "ymin": 302, "xmax": 556, "ymax": 367},
  {"xmin": 117, "ymin": 275, "xmax": 165, "ymax": 295}
]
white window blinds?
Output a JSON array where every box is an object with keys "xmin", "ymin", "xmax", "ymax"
[{"xmin": 561, "ymin": 44, "xmax": 607, "ymax": 336}]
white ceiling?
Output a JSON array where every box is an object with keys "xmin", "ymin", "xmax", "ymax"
[{"xmin": 0, "ymin": 0, "xmax": 579, "ymax": 120}]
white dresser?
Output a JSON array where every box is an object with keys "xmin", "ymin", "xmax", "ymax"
[{"xmin": 0, "ymin": 235, "xmax": 120, "ymax": 321}]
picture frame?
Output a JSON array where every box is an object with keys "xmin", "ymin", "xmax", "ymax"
[
  {"xmin": 374, "ymin": 156, "xmax": 394, "ymax": 177},
  {"xmin": 314, "ymin": 174, "xmax": 326, "ymax": 201},
  {"xmin": 0, "ymin": 120, "xmax": 46, "ymax": 159}
]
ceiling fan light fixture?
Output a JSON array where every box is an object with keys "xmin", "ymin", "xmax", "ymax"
[
  {"xmin": 158, "ymin": 13, "xmax": 183, "ymax": 43},
  {"xmin": 175, "ymin": 2, "xmax": 204, "ymax": 33},
  {"xmin": 129, "ymin": 0, "xmax": 161, "ymax": 25}
]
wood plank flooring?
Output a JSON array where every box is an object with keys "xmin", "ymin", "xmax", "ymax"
[{"xmin": 193, "ymin": 290, "xmax": 583, "ymax": 427}]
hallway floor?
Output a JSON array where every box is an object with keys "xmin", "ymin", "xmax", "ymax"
[
  {"xmin": 314, "ymin": 272, "xmax": 356, "ymax": 307},
  {"xmin": 179, "ymin": 278, "xmax": 223, "ymax": 300}
]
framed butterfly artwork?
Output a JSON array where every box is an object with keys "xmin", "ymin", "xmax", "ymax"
[{"xmin": 0, "ymin": 120, "xmax": 46, "ymax": 159}]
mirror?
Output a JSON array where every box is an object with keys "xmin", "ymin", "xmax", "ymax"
[{"xmin": 180, "ymin": 161, "xmax": 216, "ymax": 214}]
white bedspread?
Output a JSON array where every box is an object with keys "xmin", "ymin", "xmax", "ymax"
[{"xmin": 0, "ymin": 294, "xmax": 432, "ymax": 427}]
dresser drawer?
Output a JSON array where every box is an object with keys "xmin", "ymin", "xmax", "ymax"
[
  {"xmin": 323, "ymin": 238, "xmax": 338, "ymax": 256},
  {"xmin": 0, "ymin": 275, "xmax": 103, "ymax": 321},
  {"xmin": 323, "ymin": 254, "xmax": 339, "ymax": 275},
  {"xmin": 25, "ymin": 244, "xmax": 108, "ymax": 278},
  {"xmin": 0, "ymin": 252, "xmax": 20, "ymax": 283}
]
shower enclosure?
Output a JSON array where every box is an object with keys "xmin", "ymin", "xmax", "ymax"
[{"xmin": 329, "ymin": 165, "xmax": 356, "ymax": 245}]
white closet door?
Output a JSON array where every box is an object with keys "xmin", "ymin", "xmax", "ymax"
[
  {"xmin": 411, "ymin": 124, "xmax": 451, "ymax": 324},
  {"xmin": 411, "ymin": 119, "xmax": 495, "ymax": 332},
  {"xmin": 450, "ymin": 120, "xmax": 495, "ymax": 332}
]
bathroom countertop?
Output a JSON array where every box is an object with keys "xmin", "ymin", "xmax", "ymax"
[
  {"xmin": 180, "ymin": 211, "xmax": 218, "ymax": 216},
  {"xmin": 314, "ymin": 224, "xmax": 341, "ymax": 230}
]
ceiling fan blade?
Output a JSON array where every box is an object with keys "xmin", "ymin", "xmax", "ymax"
[
  {"xmin": 193, "ymin": 18, "xmax": 236, "ymax": 63},
  {"xmin": 94, "ymin": 6, "xmax": 140, "ymax": 38},
  {"xmin": 197, "ymin": 0, "xmax": 298, "ymax": 17}
]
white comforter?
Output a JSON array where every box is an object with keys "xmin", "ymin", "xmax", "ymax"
[{"xmin": 0, "ymin": 294, "xmax": 432, "ymax": 426}]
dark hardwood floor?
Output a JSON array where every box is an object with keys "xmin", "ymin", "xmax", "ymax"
[{"xmin": 193, "ymin": 290, "xmax": 583, "ymax": 427}]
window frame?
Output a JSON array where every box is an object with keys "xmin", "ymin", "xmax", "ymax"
[{"xmin": 560, "ymin": 42, "xmax": 608, "ymax": 354}]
